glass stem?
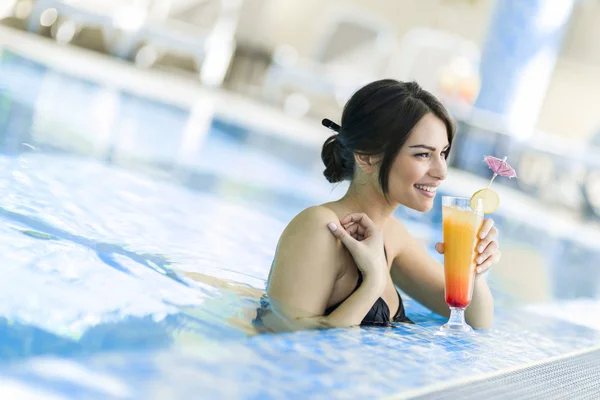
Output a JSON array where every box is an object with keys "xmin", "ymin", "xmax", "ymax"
[{"xmin": 448, "ymin": 307, "xmax": 466, "ymax": 326}]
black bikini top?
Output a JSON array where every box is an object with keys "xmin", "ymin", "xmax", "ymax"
[
  {"xmin": 256, "ymin": 248, "xmax": 413, "ymax": 329},
  {"xmin": 324, "ymin": 248, "xmax": 412, "ymax": 326},
  {"xmin": 323, "ymin": 270, "xmax": 412, "ymax": 326}
]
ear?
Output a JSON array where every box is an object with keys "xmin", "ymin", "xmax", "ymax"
[{"xmin": 354, "ymin": 154, "xmax": 382, "ymax": 174}]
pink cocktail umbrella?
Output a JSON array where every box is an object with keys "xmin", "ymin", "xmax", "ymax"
[{"xmin": 484, "ymin": 156, "xmax": 518, "ymax": 188}]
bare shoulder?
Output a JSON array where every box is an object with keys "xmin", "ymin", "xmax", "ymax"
[
  {"xmin": 268, "ymin": 205, "xmax": 344, "ymax": 317},
  {"xmin": 277, "ymin": 205, "xmax": 338, "ymax": 246},
  {"xmin": 287, "ymin": 205, "xmax": 339, "ymax": 230},
  {"xmin": 274, "ymin": 204, "xmax": 342, "ymax": 269}
]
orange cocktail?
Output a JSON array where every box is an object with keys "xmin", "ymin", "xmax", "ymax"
[{"xmin": 439, "ymin": 196, "xmax": 483, "ymax": 335}]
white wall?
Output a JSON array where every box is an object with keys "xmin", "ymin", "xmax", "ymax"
[
  {"xmin": 537, "ymin": 59, "xmax": 600, "ymax": 141},
  {"xmin": 537, "ymin": 0, "xmax": 600, "ymax": 141},
  {"xmin": 249, "ymin": 0, "xmax": 493, "ymax": 56}
]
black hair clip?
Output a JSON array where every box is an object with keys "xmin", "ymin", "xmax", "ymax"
[{"xmin": 322, "ymin": 118, "xmax": 341, "ymax": 133}]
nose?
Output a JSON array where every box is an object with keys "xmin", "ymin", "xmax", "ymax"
[{"xmin": 429, "ymin": 156, "xmax": 447, "ymax": 181}]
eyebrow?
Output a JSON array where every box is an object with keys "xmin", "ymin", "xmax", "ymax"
[{"xmin": 409, "ymin": 144, "xmax": 450, "ymax": 151}]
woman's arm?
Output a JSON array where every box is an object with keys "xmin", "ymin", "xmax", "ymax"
[
  {"xmin": 267, "ymin": 207, "xmax": 385, "ymax": 330},
  {"xmin": 390, "ymin": 219, "xmax": 494, "ymax": 329}
]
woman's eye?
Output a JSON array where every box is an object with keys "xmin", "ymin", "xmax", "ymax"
[
  {"xmin": 416, "ymin": 153, "xmax": 430, "ymax": 159},
  {"xmin": 442, "ymin": 151, "xmax": 449, "ymax": 159}
]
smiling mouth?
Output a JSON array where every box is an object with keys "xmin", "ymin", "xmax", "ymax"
[{"xmin": 414, "ymin": 184, "xmax": 437, "ymax": 197}]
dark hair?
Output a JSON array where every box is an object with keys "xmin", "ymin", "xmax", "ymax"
[{"xmin": 321, "ymin": 79, "xmax": 455, "ymax": 193}]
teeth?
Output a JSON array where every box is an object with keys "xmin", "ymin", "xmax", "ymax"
[{"xmin": 415, "ymin": 184, "xmax": 436, "ymax": 193}]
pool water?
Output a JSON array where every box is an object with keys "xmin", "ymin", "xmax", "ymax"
[{"xmin": 1, "ymin": 48, "xmax": 600, "ymax": 399}]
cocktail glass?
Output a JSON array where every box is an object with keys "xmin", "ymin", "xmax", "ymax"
[{"xmin": 439, "ymin": 196, "xmax": 484, "ymax": 335}]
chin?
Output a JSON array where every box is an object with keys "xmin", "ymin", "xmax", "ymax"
[
  {"xmin": 416, "ymin": 204, "xmax": 434, "ymax": 212},
  {"xmin": 407, "ymin": 198, "xmax": 434, "ymax": 212}
]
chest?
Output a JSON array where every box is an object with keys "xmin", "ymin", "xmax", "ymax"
[{"xmin": 327, "ymin": 245, "xmax": 400, "ymax": 315}]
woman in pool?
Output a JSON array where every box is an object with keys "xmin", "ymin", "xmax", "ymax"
[{"xmin": 260, "ymin": 79, "xmax": 499, "ymax": 331}]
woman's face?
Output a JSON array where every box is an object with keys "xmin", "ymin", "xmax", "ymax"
[{"xmin": 386, "ymin": 113, "xmax": 449, "ymax": 212}]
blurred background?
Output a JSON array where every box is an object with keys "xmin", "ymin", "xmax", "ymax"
[
  {"xmin": 4, "ymin": 1, "xmax": 600, "ymax": 212},
  {"xmin": 1, "ymin": 0, "xmax": 600, "ymax": 397}
]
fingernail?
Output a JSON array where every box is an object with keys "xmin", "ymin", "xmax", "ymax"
[
  {"xmin": 478, "ymin": 246, "xmax": 484, "ymax": 253},
  {"xmin": 327, "ymin": 223, "xmax": 337, "ymax": 232},
  {"xmin": 480, "ymin": 233, "xmax": 486, "ymax": 239},
  {"xmin": 477, "ymin": 257, "xmax": 482, "ymax": 263}
]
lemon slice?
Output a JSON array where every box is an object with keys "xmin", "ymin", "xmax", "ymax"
[{"xmin": 471, "ymin": 188, "xmax": 500, "ymax": 214}]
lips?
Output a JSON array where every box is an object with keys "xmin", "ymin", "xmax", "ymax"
[{"xmin": 414, "ymin": 184, "xmax": 437, "ymax": 198}]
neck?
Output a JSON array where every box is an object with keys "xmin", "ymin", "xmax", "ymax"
[{"xmin": 336, "ymin": 180, "xmax": 398, "ymax": 227}]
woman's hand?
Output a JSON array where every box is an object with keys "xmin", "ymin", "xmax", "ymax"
[
  {"xmin": 435, "ymin": 218, "xmax": 501, "ymax": 275},
  {"xmin": 327, "ymin": 213, "xmax": 388, "ymax": 287}
]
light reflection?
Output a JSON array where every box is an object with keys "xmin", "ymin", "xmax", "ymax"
[
  {"xmin": 39, "ymin": 8, "xmax": 58, "ymax": 27},
  {"xmin": 134, "ymin": 45, "xmax": 158, "ymax": 69},
  {"xmin": 54, "ymin": 20, "xmax": 77, "ymax": 44},
  {"xmin": 29, "ymin": 359, "xmax": 131, "ymax": 398}
]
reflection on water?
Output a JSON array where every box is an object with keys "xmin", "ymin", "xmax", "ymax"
[{"xmin": 0, "ymin": 154, "xmax": 282, "ymax": 346}]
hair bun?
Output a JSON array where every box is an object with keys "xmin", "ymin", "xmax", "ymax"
[{"xmin": 321, "ymin": 134, "xmax": 347, "ymax": 183}]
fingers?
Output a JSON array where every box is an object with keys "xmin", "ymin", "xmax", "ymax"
[
  {"xmin": 479, "ymin": 219, "xmax": 496, "ymax": 241},
  {"xmin": 435, "ymin": 242, "xmax": 444, "ymax": 254},
  {"xmin": 475, "ymin": 219, "xmax": 500, "ymax": 274},
  {"xmin": 476, "ymin": 250, "xmax": 501, "ymax": 274},
  {"xmin": 349, "ymin": 231, "xmax": 365, "ymax": 241},
  {"xmin": 476, "ymin": 239, "xmax": 498, "ymax": 263},
  {"xmin": 344, "ymin": 222, "xmax": 365, "ymax": 236},
  {"xmin": 327, "ymin": 222, "xmax": 357, "ymax": 250},
  {"xmin": 339, "ymin": 213, "xmax": 377, "ymax": 234},
  {"xmin": 343, "ymin": 221, "xmax": 366, "ymax": 241},
  {"xmin": 477, "ymin": 223, "xmax": 498, "ymax": 253}
]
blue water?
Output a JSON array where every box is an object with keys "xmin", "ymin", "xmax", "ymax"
[{"xmin": 1, "ymin": 49, "xmax": 600, "ymax": 399}]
